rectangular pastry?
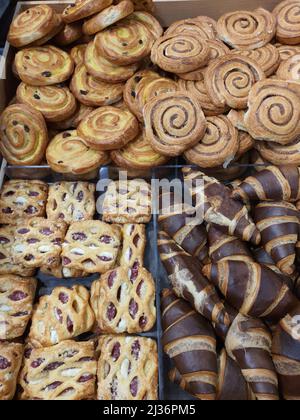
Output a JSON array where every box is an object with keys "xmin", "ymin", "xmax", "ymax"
[
  {"xmin": 46, "ymin": 181, "xmax": 96, "ymax": 224},
  {"xmin": 102, "ymin": 180, "xmax": 152, "ymax": 224},
  {"xmin": 0, "ymin": 342, "xmax": 23, "ymax": 400},
  {"xmin": 97, "ymin": 335, "xmax": 158, "ymax": 400},
  {"xmin": 62, "ymin": 220, "xmax": 121, "ymax": 274},
  {"xmin": 40, "ymin": 262, "xmax": 88, "ymax": 279},
  {"xmin": 0, "ymin": 274, "xmax": 37, "ymax": 340},
  {"xmin": 18, "ymin": 340, "xmax": 97, "ymax": 400},
  {"xmin": 0, "ymin": 179, "xmax": 48, "ymax": 224},
  {"xmin": 90, "ymin": 266, "xmax": 156, "ymax": 334},
  {"xmin": 13, "ymin": 217, "xmax": 67, "ymax": 268},
  {"xmin": 29, "ymin": 285, "xmax": 95, "ymax": 347},
  {"xmin": 119, "ymin": 224, "xmax": 146, "ymax": 268}
]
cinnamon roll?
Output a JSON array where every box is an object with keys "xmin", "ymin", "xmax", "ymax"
[
  {"xmin": 70, "ymin": 44, "xmax": 87, "ymax": 66},
  {"xmin": 165, "ymin": 17, "xmax": 216, "ymax": 40},
  {"xmin": 231, "ymin": 44, "xmax": 280, "ymax": 77},
  {"xmin": 62, "ymin": 0, "xmax": 113, "ymax": 23},
  {"xmin": 273, "ymin": 0, "xmax": 300, "ymax": 44},
  {"xmin": 255, "ymin": 138, "xmax": 300, "ymax": 166},
  {"xmin": 276, "ymin": 53, "xmax": 300, "ymax": 82},
  {"xmin": 276, "ymin": 44, "xmax": 300, "ymax": 61},
  {"xmin": 54, "ymin": 22, "xmax": 82, "ymax": 46}
]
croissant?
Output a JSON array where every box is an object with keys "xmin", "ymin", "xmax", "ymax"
[
  {"xmin": 161, "ymin": 289, "xmax": 218, "ymax": 400},
  {"xmin": 158, "ymin": 231, "xmax": 232, "ymax": 339}
]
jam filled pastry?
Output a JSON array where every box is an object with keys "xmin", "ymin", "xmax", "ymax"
[
  {"xmin": 40, "ymin": 262, "xmax": 87, "ymax": 279},
  {"xmin": 0, "ymin": 342, "xmax": 23, "ymax": 400},
  {"xmin": 62, "ymin": 0, "xmax": 113, "ymax": 23},
  {"xmin": 119, "ymin": 224, "xmax": 146, "ymax": 268}
]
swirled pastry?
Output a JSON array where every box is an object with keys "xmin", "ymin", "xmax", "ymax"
[
  {"xmin": 50, "ymin": 104, "xmax": 94, "ymax": 131},
  {"xmin": 30, "ymin": 13, "xmax": 64, "ymax": 47},
  {"xmin": 0, "ymin": 104, "xmax": 48, "ymax": 166},
  {"xmin": 184, "ymin": 115, "xmax": 239, "ymax": 168},
  {"xmin": 236, "ymin": 131, "xmax": 255, "ymax": 159},
  {"xmin": 276, "ymin": 53, "xmax": 300, "ymax": 82},
  {"xmin": 85, "ymin": 40, "xmax": 139, "ymax": 83},
  {"xmin": 78, "ymin": 106, "xmax": 139, "ymax": 150},
  {"xmin": 217, "ymin": 8, "xmax": 276, "ymax": 49},
  {"xmin": 62, "ymin": 0, "xmax": 113, "ymax": 23},
  {"xmin": 255, "ymin": 138, "xmax": 300, "ymax": 166},
  {"xmin": 70, "ymin": 64, "xmax": 124, "ymax": 107},
  {"xmin": 46, "ymin": 130, "xmax": 110, "ymax": 175},
  {"xmin": 17, "ymin": 83, "xmax": 77, "ymax": 123},
  {"xmin": 54, "ymin": 22, "xmax": 82, "ymax": 46},
  {"xmin": 130, "ymin": 0, "xmax": 155, "ymax": 12},
  {"xmin": 276, "ymin": 44, "xmax": 300, "ymax": 61},
  {"xmin": 205, "ymin": 54, "xmax": 265, "ymax": 109},
  {"xmin": 165, "ymin": 17, "xmax": 216, "ymax": 40},
  {"xmin": 126, "ymin": 11, "xmax": 163, "ymax": 39},
  {"xmin": 244, "ymin": 79, "xmax": 300, "ymax": 144},
  {"xmin": 144, "ymin": 91, "xmax": 207, "ymax": 157},
  {"xmin": 231, "ymin": 44, "xmax": 280, "ymax": 77},
  {"xmin": 15, "ymin": 45, "xmax": 74, "ymax": 86},
  {"xmin": 0, "ymin": 342, "xmax": 23, "ymax": 400},
  {"xmin": 70, "ymin": 44, "xmax": 87, "ymax": 66},
  {"xmin": 227, "ymin": 109, "xmax": 248, "ymax": 132},
  {"xmin": 273, "ymin": 0, "xmax": 300, "ymax": 44},
  {"xmin": 151, "ymin": 34, "xmax": 210, "ymax": 74}
]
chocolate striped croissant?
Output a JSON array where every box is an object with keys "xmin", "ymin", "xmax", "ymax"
[
  {"xmin": 161, "ymin": 289, "xmax": 218, "ymax": 400},
  {"xmin": 158, "ymin": 231, "xmax": 231, "ymax": 340}
]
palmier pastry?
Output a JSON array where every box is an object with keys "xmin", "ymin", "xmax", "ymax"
[
  {"xmin": 205, "ymin": 54, "xmax": 265, "ymax": 109},
  {"xmin": 244, "ymin": 79, "xmax": 300, "ymax": 144},
  {"xmin": 144, "ymin": 91, "xmax": 207, "ymax": 157},
  {"xmin": 165, "ymin": 17, "xmax": 216, "ymax": 40},
  {"xmin": 151, "ymin": 34, "xmax": 210, "ymax": 74},
  {"xmin": 255, "ymin": 138, "xmax": 300, "ymax": 166},
  {"xmin": 15, "ymin": 45, "xmax": 74, "ymax": 86},
  {"xmin": 126, "ymin": 11, "xmax": 163, "ymax": 39},
  {"xmin": 276, "ymin": 44, "xmax": 300, "ymax": 61},
  {"xmin": 85, "ymin": 40, "xmax": 139, "ymax": 83},
  {"xmin": 70, "ymin": 44, "xmax": 87, "ymax": 66},
  {"xmin": 54, "ymin": 21, "xmax": 82, "ymax": 46},
  {"xmin": 0, "ymin": 104, "xmax": 48, "ymax": 166},
  {"xmin": 276, "ymin": 53, "xmax": 300, "ymax": 82},
  {"xmin": 17, "ymin": 83, "xmax": 77, "ymax": 123},
  {"xmin": 83, "ymin": 0, "xmax": 134, "ymax": 35},
  {"xmin": 46, "ymin": 130, "xmax": 110, "ymax": 174},
  {"xmin": 217, "ymin": 8, "xmax": 276, "ymax": 49},
  {"xmin": 78, "ymin": 106, "xmax": 139, "ymax": 150},
  {"xmin": 70, "ymin": 64, "xmax": 124, "ymax": 107},
  {"xmin": 95, "ymin": 20, "xmax": 154, "ymax": 65},
  {"xmin": 273, "ymin": 0, "xmax": 300, "ymax": 44},
  {"xmin": 231, "ymin": 44, "xmax": 280, "ymax": 77},
  {"xmin": 51, "ymin": 103, "xmax": 94, "ymax": 130},
  {"xmin": 184, "ymin": 115, "xmax": 239, "ymax": 168},
  {"xmin": 62, "ymin": 0, "xmax": 113, "ymax": 23}
]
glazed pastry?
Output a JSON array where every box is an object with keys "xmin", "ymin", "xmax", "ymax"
[
  {"xmin": 70, "ymin": 44, "xmax": 87, "ymax": 65},
  {"xmin": 231, "ymin": 44, "xmax": 280, "ymax": 77},
  {"xmin": 205, "ymin": 54, "xmax": 265, "ymax": 110},
  {"xmin": 70, "ymin": 64, "xmax": 124, "ymax": 107},
  {"xmin": 62, "ymin": 0, "xmax": 113, "ymax": 23},
  {"xmin": 54, "ymin": 21, "xmax": 82, "ymax": 46},
  {"xmin": 83, "ymin": 0, "xmax": 134, "ymax": 34},
  {"xmin": 46, "ymin": 182, "xmax": 95, "ymax": 224},
  {"xmin": 15, "ymin": 45, "xmax": 74, "ymax": 86},
  {"xmin": 78, "ymin": 106, "xmax": 139, "ymax": 151},
  {"xmin": 91, "ymin": 266, "xmax": 156, "ymax": 333},
  {"xmin": 119, "ymin": 224, "xmax": 146, "ymax": 268},
  {"xmin": 217, "ymin": 8, "xmax": 276, "ymax": 49},
  {"xmin": 184, "ymin": 115, "xmax": 239, "ymax": 168},
  {"xmin": 46, "ymin": 130, "xmax": 110, "ymax": 175},
  {"xmin": 151, "ymin": 34, "xmax": 210, "ymax": 74},
  {"xmin": 19, "ymin": 340, "xmax": 97, "ymax": 400},
  {"xmin": 0, "ymin": 342, "xmax": 23, "ymax": 400},
  {"xmin": 102, "ymin": 180, "xmax": 152, "ymax": 224},
  {"xmin": 165, "ymin": 17, "xmax": 216, "ymax": 40},
  {"xmin": 0, "ymin": 179, "xmax": 48, "ymax": 224},
  {"xmin": 144, "ymin": 92, "xmax": 207, "ymax": 157},
  {"xmin": 255, "ymin": 137, "xmax": 300, "ymax": 166},
  {"xmin": 61, "ymin": 220, "xmax": 121, "ymax": 274},
  {"xmin": 276, "ymin": 44, "xmax": 300, "ymax": 61},
  {"xmin": 40, "ymin": 263, "xmax": 87, "ymax": 279},
  {"xmin": 244, "ymin": 79, "xmax": 300, "ymax": 144},
  {"xmin": 17, "ymin": 83, "xmax": 77, "ymax": 123},
  {"xmin": 97, "ymin": 335, "xmax": 158, "ymax": 400},
  {"xmin": 50, "ymin": 104, "xmax": 94, "ymax": 130},
  {"xmin": 127, "ymin": 11, "xmax": 163, "ymax": 39},
  {"xmin": 13, "ymin": 217, "xmax": 67, "ymax": 268},
  {"xmin": 0, "ymin": 104, "xmax": 48, "ymax": 166},
  {"xmin": 273, "ymin": 0, "xmax": 300, "ymax": 44},
  {"xmin": 276, "ymin": 53, "xmax": 300, "ymax": 82}
]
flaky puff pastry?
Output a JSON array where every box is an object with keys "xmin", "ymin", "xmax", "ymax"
[
  {"xmin": 0, "ymin": 342, "xmax": 23, "ymax": 400},
  {"xmin": 62, "ymin": 0, "xmax": 113, "ymax": 23}
]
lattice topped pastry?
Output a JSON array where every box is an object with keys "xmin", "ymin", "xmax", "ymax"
[
  {"xmin": 97, "ymin": 335, "xmax": 158, "ymax": 400},
  {"xmin": 40, "ymin": 262, "xmax": 87, "ymax": 279},
  {"xmin": 119, "ymin": 224, "xmax": 146, "ymax": 268},
  {"xmin": 19, "ymin": 340, "xmax": 97, "ymax": 400},
  {"xmin": 0, "ymin": 342, "xmax": 23, "ymax": 400}
]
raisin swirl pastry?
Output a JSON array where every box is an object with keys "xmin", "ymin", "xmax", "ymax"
[
  {"xmin": 15, "ymin": 45, "xmax": 74, "ymax": 86},
  {"xmin": 70, "ymin": 44, "xmax": 87, "ymax": 66},
  {"xmin": 255, "ymin": 138, "xmax": 300, "ymax": 166},
  {"xmin": 127, "ymin": 11, "xmax": 163, "ymax": 39},
  {"xmin": 276, "ymin": 53, "xmax": 300, "ymax": 82},
  {"xmin": 276, "ymin": 44, "xmax": 300, "ymax": 61},
  {"xmin": 144, "ymin": 91, "xmax": 207, "ymax": 157},
  {"xmin": 17, "ymin": 83, "xmax": 77, "ymax": 123},
  {"xmin": 70, "ymin": 64, "xmax": 124, "ymax": 107},
  {"xmin": 217, "ymin": 8, "xmax": 276, "ymax": 50},
  {"xmin": 165, "ymin": 17, "xmax": 216, "ymax": 40},
  {"xmin": 0, "ymin": 104, "xmax": 48, "ymax": 166},
  {"xmin": 244, "ymin": 79, "xmax": 300, "ymax": 144},
  {"xmin": 0, "ymin": 342, "xmax": 23, "ymax": 400},
  {"xmin": 46, "ymin": 130, "xmax": 110, "ymax": 175},
  {"xmin": 184, "ymin": 115, "xmax": 239, "ymax": 168},
  {"xmin": 273, "ymin": 0, "xmax": 300, "ymax": 44},
  {"xmin": 62, "ymin": 0, "xmax": 113, "ymax": 23},
  {"xmin": 205, "ymin": 54, "xmax": 265, "ymax": 110},
  {"xmin": 54, "ymin": 21, "xmax": 83, "ymax": 46}
]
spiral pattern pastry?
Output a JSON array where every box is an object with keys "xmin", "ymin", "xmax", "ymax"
[
  {"xmin": 51, "ymin": 104, "xmax": 94, "ymax": 131},
  {"xmin": 255, "ymin": 138, "xmax": 300, "ymax": 166},
  {"xmin": 231, "ymin": 44, "xmax": 280, "ymax": 77},
  {"xmin": 236, "ymin": 131, "xmax": 255, "ymax": 159},
  {"xmin": 205, "ymin": 54, "xmax": 265, "ymax": 110},
  {"xmin": 16, "ymin": 83, "xmax": 77, "ymax": 123},
  {"xmin": 273, "ymin": 0, "xmax": 300, "ymax": 44},
  {"xmin": 70, "ymin": 44, "xmax": 87, "ymax": 66},
  {"xmin": 144, "ymin": 91, "xmax": 207, "ymax": 157},
  {"xmin": 151, "ymin": 34, "xmax": 210, "ymax": 74},
  {"xmin": 227, "ymin": 109, "xmax": 248, "ymax": 132},
  {"xmin": 85, "ymin": 40, "xmax": 138, "ymax": 83},
  {"xmin": 70, "ymin": 64, "xmax": 124, "ymax": 107},
  {"xmin": 0, "ymin": 104, "xmax": 48, "ymax": 166},
  {"xmin": 54, "ymin": 22, "xmax": 82, "ymax": 46},
  {"xmin": 165, "ymin": 17, "xmax": 216, "ymax": 40},
  {"xmin": 29, "ymin": 13, "xmax": 64, "ymax": 47},
  {"xmin": 276, "ymin": 53, "xmax": 300, "ymax": 82},
  {"xmin": 46, "ymin": 130, "xmax": 110, "ymax": 174},
  {"xmin": 217, "ymin": 8, "xmax": 276, "ymax": 50},
  {"xmin": 95, "ymin": 20, "xmax": 154, "ymax": 65},
  {"xmin": 78, "ymin": 106, "xmax": 139, "ymax": 150},
  {"xmin": 126, "ymin": 11, "xmax": 163, "ymax": 39},
  {"xmin": 244, "ymin": 79, "xmax": 300, "ymax": 144},
  {"xmin": 276, "ymin": 44, "xmax": 300, "ymax": 61},
  {"xmin": 15, "ymin": 45, "xmax": 74, "ymax": 86},
  {"xmin": 62, "ymin": 0, "xmax": 113, "ymax": 23}
]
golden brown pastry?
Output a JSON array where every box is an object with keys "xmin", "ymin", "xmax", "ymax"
[
  {"xmin": 255, "ymin": 138, "xmax": 300, "ymax": 166},
  {"xmin": 130, "ymin": 0, "xmax": 155, "ymax": 12},
  {"xmin": 144, "ymin": 91, "xmax": 207, "ymax": 157},
  {"xmin": 165, "ymin": 17, "xmax": 216, "ymax": 40},
  {"xmin": 15, "ymin": 45, "xmax": 74, "ymax": 86},
  {"xmin": 78, "ymin": 106, "xmax": 139, "ymax": 150},
  {"xmin": 236, "ymin": 131, "xmax": 255, "ymax": 159},
  {"xmin": 0, "ymin": 342, "xmax": 23, "ymax": 400},
  {"xmin": 54, "ymin": 21, "xmax": 82, "ymax": 46},
  {"xmin": 0, "ymin": 104, "xmax": 48, "ymax": 166},
  {"xmin": 126, "ymin": 11, "xmax": 163, "ymax": 39},
  {"xmin": 227, "ymin": 109, "xmax": 248, "ymax": 132},
  {"xmin": 70, "ymin": 43, "xmax": 87, "ymax": 65},
  {"xmin": 276, "ymin": 43, "xmax": 300, "ymax": 61},
  {"xmin": 46, "ymin": 130, "xmax": 110, "ymax": 174},
  {"xmin": 70, "ymin": 64, "xmax": 124, "ymax": 107},
  {"xmin": 16, "ymin": 83, "xmax": 77, "ymax": 123},
  {"xmin": 50, "ymin": 103, "xmax": 94, "ymax": 130},
  {"xmin": 62, "ymin": 0, "xmax": 113, "ymax": 23},
  {"xmin": 273, "ymin": 0, "xmax": 300, "ymax": 44},
  {"xmin": 217, "ymin": 8, "xmax": 276, "ymax": 49},
  {"xmin": 29, "ymin": 14, "xmax": 64, "ymax": 47},
  {"xmin": 276, "ymin": 53, "xmax": 300, "ymax": 82}
]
